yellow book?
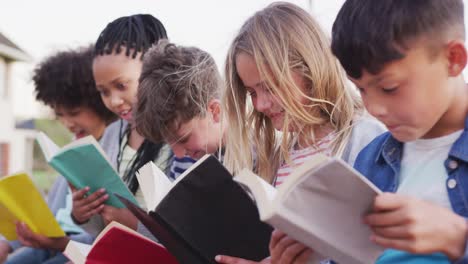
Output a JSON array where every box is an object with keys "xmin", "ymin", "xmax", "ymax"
[{"xmin": 0, "ymin": 173, "xmax": 65, "ymax": 240}]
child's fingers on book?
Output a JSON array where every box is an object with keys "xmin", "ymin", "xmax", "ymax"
[
  {"xmin": 68, "ymin": 182, "xmax": 80, "ymax": 192},
  {"xmin": 72, "ymin": 187, "xmax": 91, "ymax": 201},
  {"xmin": 269, "ymin": 229, "xmax": 287, "ymax": 249},
  {"xmin": 373, "ymin": 192, "xmax": 406, "ymax": 211},
  {"xmin": 214, "ymin": 255, "xmax": 259, "ymax": 264},
  {"xmin": 82, "ymin": 189, "xmax": 107, "ymax": 205},
  {"xmin": 270, "ymin": 234, "xmax": 301, "ymax": 260},
  {"xmin": 83, "ymin": 204, "xmax": 105, "ymax": 219},
  {"xmin": 292, "ymin": 248, "xmax": 313, "ymax": 264},
  {"xmin": 364, "ymin": 208, "xmax": 407, "ymax": 227},
  {"xmin": 370, "ymin": 234, "xmax": 412, "ymax": 252},
  {"xmin": 371, "ymin": 225, "xmax": 412, "ymax": 240},
  {"xmin": 273, "ymin": 241, "xmax": 309, "ymax": 264}
]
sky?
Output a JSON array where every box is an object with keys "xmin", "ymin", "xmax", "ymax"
[
  {"xmin": 0, "ymin": 0, "xmax": 344, "ymax": 118},
  {"xmin": 0, "ymin": 0, "xmax": 465, "ymax": 118}
]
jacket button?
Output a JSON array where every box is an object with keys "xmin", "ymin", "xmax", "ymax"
[
  {"xmin": 448, "ymin": 160, "xmax": 459, "ymax": 170},
  {"xmin": 448, "ymin": 179, "xmax": 457, "ymax": 189}
]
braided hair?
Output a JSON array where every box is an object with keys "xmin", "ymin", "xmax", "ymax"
[
  {"xmin": 95, "ymin": 14, "xmax": 167, "ymax": 58},
  {"xmin": 95, "ymin": 14, "xmax": 169, "ymax": 194}
]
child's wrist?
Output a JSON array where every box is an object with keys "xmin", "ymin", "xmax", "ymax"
[
  {"xmin": 71, "ymin": 212, "xmax": 89, "ymax": 225},
  {"xmin": 444, "ymin": 215, "xmax": 468, "ymax": 261}
]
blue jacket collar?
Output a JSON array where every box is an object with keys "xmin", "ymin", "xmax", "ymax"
[{"xmin": 376, "ymin": 115, "xmax": 468, "ymax": 164}]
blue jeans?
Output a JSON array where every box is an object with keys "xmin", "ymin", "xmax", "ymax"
[{"xmin": 6, "ymin": 247, "xmax": 68, "ymax": 264}]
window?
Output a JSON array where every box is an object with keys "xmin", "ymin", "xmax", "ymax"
[{"xmin": 0, "ymin": 143, "xmax": 10, "ymax": 176}]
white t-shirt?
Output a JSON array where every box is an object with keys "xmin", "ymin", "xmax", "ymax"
[{"xmin": 398, "ymin": 130, "xmax": 463, "ymax": 209}]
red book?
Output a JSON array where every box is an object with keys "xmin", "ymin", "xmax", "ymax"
[{"xmin": 64, "ymin": 221, "xmax": 178, "ymax": 264}]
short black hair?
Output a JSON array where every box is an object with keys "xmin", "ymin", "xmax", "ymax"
[
  {"xmin": 331, "ymin": 0, "xmax": 465, "ymax": 79},
  {"xmin": 94, "ymin": 14, "xmax": 168, "ymax": 59},
  {"xmin": 33, "ymin": 45, "xmax": 115, "ymax": 122}
]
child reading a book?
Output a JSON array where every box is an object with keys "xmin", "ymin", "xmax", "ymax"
[
  {"xmin": 270, "ymin": 0, "xmax": 468, "ymax": 263},
  {"xmin": 216, "ymin": 2, "xmax": 386, "ymax": 263},
  {"xmin": 134, "ymin": 40, "xmax": 226, "ymax": 161},
  {"xmin": 70, "ymin": 14, "xmax": 195, "ymax": 238},
  {"xmin": 0, "ymin": 46, "xmax": 115, "ymax": 264}
]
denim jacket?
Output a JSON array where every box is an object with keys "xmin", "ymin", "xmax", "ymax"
[{"xmin": 354, "ymin": 116, "xmax": 468, "ymax": 264}]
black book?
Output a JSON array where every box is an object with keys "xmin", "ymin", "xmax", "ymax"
[{"xmin": 117, "ymin": 155, "xmax": 273, "ymax": 264}]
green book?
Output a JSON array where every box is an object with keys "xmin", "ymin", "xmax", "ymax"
[{"xmin": 37, "ymin": 132, "xmax": 138, "ymax": 208}]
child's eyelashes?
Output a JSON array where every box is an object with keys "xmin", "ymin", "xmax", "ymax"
[
  {"xmin": 116, "ymin": 82, "xmax": 127, "ymax": 90},
  {"xmin": 246, "ymin": 89, "xmax": 257, "ymax": 97},
  {"xmin": 382, "ymin": 87, "xmax": 398, "ymax": 94},
  {"xmin": 98, "ymin": 90, "xmax": 110, "ymax": 97},
  {"xmin": 69, "ymin": 110, "xmax": 81, "ymax": 117}
]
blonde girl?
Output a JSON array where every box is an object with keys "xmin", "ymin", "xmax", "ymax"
[{"xmin": 217, "ymin": 2, "xmax": 385, "ymax": 263}]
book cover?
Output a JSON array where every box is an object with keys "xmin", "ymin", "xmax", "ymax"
[
  {"xmin": 235, "ymin": 155, "xmax": 384, "ymax": 264},
  {"xmin": 119, "ymin": 155, "xmax": 273, "ymax": 263},
  {"xmin": 0, "ymin": 173, "xmax": 64, "ymax": 240},
  {"xmin": 65, "ymin": 221, "xmax": 178, "ymax": 264},
  {"xmin": 37, "ymin": 132, "xmax": 138, "ymax": 208}
]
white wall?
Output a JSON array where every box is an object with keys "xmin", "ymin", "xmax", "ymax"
[
  {"xmin": 0, "ymin": 58, "xmax": 14, "ymax": 143},
  {"xmin": 10, "ymin": 129, "xmax": 36, "ymax": 174}
]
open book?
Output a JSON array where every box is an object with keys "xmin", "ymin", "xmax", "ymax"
[
  {"xmin": 36, "ymin": 132, "xmax": 138, "ymax": 208},
  {"xmin": 64, "ymin": 221, "xmax": 178, "ymax": 264},
  {"xmin": 135, "ymin": 161, "xmax": 173, "ymax": 212},
  {"xmin": 234, "ymin": 153, "xmax": 384, "ymax": 264},
  {"xmin": 0, "ymin": 173, "xmax": 64, "ymax": 240},
  {"xmin": 119, "ymin": 155, "xmax": 273, "ymax": 264}
]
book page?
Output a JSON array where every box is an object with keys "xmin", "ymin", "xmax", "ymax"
[
  {"xmin": 60, "ymin": 135, "xmax": 115, "ymax": 168},
  {"xmin": 234, "ymin": 170, "xmax": 277, "ymax": 220},
  {"xmin": 94, "ymin": 221, "xmax": 157, "ymax": 245},
  {"xmin": 36, "ymin": 132, "xmax": 60, "ymax": 162},
  {"xmin": 161, "ymin": 154, "xmax": 211, "ymax": 196},
  {"xmin": 137, "ymin": 162, "xmax": 173, "ymax": 212},
  {"xmin": 64, "ymin": 241, "xmax": 91, "ymax": 264},
  {"xmin": 273, "ymin": 158, "xmax": 383, "ymax": 264}
]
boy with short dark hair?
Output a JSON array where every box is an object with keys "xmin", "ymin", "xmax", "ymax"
[{"xmin": 269, "ymin": 0, "xmax": 468, "ymax": 263}]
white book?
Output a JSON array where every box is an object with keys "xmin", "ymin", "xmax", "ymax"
[
  {"xmin": 136, "ymin": 155, "xmax": 211, "ymax": 212},
  {"xmin": 234, "ymin": 153, "xmax": 384, "ymax": 264}
]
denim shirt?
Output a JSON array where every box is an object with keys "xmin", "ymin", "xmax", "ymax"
[{"xmin": 354, "ymin": 116, "xmax": 468, "ymax": 264}]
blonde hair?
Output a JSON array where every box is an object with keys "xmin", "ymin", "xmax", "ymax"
[{"xmin": 223, "ymin": 2, "xmax": 362, "ymax": 182}]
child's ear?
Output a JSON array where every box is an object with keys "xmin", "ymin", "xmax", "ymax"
[
  {"xmin": 446, "ymin": 40, "xmax": 467, "ymax": 77},
  {"xmin": 207, "ymin": 99, "xmax": 222, "ymax": 123}
]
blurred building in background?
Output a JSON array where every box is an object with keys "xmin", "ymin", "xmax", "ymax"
[{"xmin": 0, "ymin": 32, "xmax": 34, "ymax": 176}]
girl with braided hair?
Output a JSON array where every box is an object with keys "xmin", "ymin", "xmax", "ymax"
[{"xmin": 70, "ymin": 14, "xmax": 195, "ymax": 239}]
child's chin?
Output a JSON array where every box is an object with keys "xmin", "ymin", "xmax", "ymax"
[{"xmin": 391, "ymin": 131, "xmax": 420, "ymax": 142}]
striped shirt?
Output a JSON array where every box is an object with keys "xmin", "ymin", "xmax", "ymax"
[
  {"xmin": 274, "ymin": 136, "xmax": 334, "ymax": 187},
  {"xmin": 169, "ymin": 156, "xmax": 196, "ymax": 180}
]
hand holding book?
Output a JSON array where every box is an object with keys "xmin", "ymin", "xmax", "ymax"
[
  {"xmin": 15, "ymin": 221, "xmax": 70, "ymax": 251},
  {"xmin": 71, "ymin": 186, "xmax": 108, "ymax": 224},
  {"xmin": 37, "ymin": 132, "xmax": 138, "ymax": 208},
  {"xmin": 0, "ymin": 173, "xmax": 64, "ymax": 240}
]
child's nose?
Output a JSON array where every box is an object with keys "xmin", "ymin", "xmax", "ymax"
[
  {"xmin": 366, "ymin": 100, "xmax": 388, "ymax": 119},
  {"xmin": 171, "ymin": 144, "xmax": 186, "ymax": 158},
  {"xmin": 110, "ymin": 94, "xmax": 123, "ymax": 108},
  {"xmin": 255, "ymin": 94, "xmax": 272, "ymax": 113}
]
